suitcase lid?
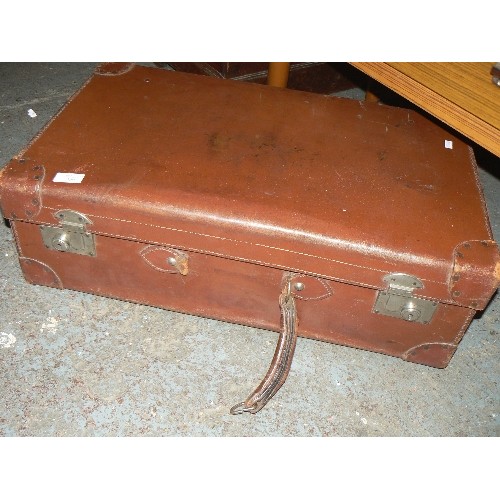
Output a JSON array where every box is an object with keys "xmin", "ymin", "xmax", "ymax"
[{"xmin": 1, "ymin": 63, "xmax": 499, "ymax": 309}]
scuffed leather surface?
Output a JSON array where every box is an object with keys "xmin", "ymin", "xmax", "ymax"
[
  {"xmin": 450, "ymin": 240, "xmax": 500, "ymax": 309},
  {"xmin": 0, "ymin": 64, "xmax": 498, "ymax": 373},
  {"xmin": 0, "ymin": 65, "xmax": 498, "ymax": 307}
]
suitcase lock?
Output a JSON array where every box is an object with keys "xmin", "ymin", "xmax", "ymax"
[
  {"xmin": 373, "ymin": 273, "xmax": 438, "ymax": 324},
  {"xmin": 40, "ymin": 210, "xmax": 96, "ymax": 257}
]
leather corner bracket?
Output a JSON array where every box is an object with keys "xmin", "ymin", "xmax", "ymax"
[
  {"xmin": 0, "ymin": 159, "xmax": 45, "ymax": 221},
  {"xmin": 402, "ymin": 343, "xmax": 457, "ymax": 369},
  {"xmin": 449, "ymin": 240, "xmax": 500, "ymax": 309},
  {"xmin": 19, "ymin": 257, "xmax": 64, "ymax": 289}
]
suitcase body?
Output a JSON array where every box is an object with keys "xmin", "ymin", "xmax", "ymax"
[{"xmin": 1, "ymin": 63, "xmax": 499, "ymax": 411}]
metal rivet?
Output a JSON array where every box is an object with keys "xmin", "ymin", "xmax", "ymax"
[
  {"xmin": 19, "ymin": 158, "xmax": 26, "ymax": 163},
  {"xmin": 34, "ymin": 175, "xmax": 41, "ymax": 180},
  {"xmin": 453, "ymin": 290, "xmax": 461, "ymax": 297},
  {"xmin": 463, "ymin": 243, "xmax": 471, "ymax": 249},
  {"xmin": 452, "ymin": 274, "xmax": 460, "ymax": 282},
  {"xmin": 374, "ymin": 309, "xmax": 380, "ymax": 314},
  {"xmin": 167, "ymin": 257, "xmax": 177, "ymax": 266},
  {"xmin": 52, "ymin": 234, "xmax": 70, "ymax": 251},
  {"xmin": 471, "ymin": 301, "xmax": 478, "ymax": 308},
  {"xmin": 481, "ymin": 241, "xmax": 488, "ymax": 247},
  {"xmin": 33, "ymin": 165, "xmax": 40, "ymax": 171},
  {"xmin": 31, "ymin": 198, "xmax": 39, "ymax": 206},
  {"xmin": 294, "ymin": 282, "xmax": 305, "ymax": 291},
  {"xmin": 456, "ymin": 252, "xmax": 464, "ymax": 259}
]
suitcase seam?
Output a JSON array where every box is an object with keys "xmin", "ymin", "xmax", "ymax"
[
  {"xmin": 70, "ymin": 227, "xmax": 452, "ymax": 295},
  {"xmin": 39, "ymin": 204, "xmax": 451, "ymax": 290},
  {"xmin": 467, "ymin": 146, "xmax": 493, "ymax": 239},
  {"xmin": 10, "ymin": 221, "xmax": 24, "ymax": 258},
  {"xmin": 41, "ymin": 207, "xmax": 390, "ymax": 272},
  {"xmin": 41, "ymin": 206, "xmax": 448, "ymax": 283},
  {"xmin": 452, "ymin": 308, "xmax": 476, "ymax": 345}
]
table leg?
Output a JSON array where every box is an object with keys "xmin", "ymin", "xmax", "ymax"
[{"xmin": 267, "ymin": 63, "xmax": 290, "ymax": 88}]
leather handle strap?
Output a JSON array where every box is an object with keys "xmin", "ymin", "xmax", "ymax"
[{"xmin": 230, "ymin": 281, "xmax": 298, "ymax": 414}]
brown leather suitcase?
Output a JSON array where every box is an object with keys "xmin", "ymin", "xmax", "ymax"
[{"xmin": 1, "ymin": 63, "xmax": 499, "ymax": 414}]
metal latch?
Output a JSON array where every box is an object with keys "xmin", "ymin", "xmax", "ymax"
[
  {"xmin": 373, "ymin": 273, "xmax": 437, "ymax": 324},
  {"xmin": 40, "ymin": 210, "xmax": 96, "ymax": 257}
]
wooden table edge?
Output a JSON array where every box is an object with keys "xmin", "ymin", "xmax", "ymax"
[{"xmin": 350, "ymin": 62, "xmax": 499, "ymax": 157}]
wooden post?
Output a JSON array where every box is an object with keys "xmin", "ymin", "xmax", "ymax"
[
  {"xmin": 267, "ymin": 63, "xmax": 290, "ymax": 88},
  {"xmin": 365, "ymin": 88, "xmax": 380, "ymax": 103}
]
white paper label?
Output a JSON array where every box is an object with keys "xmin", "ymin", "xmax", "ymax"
[
  {"xmin": 444, "ymin": 140, "xmax": 453, "ymax": 149},
  {"xmin": 53, "ymin": 173, "xmax": 85, "ymax": 183}
]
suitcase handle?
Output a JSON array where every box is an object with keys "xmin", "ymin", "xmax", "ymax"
[{"xmin": 230, "ymin": 279, "xmax": 298, "ymax": 414}]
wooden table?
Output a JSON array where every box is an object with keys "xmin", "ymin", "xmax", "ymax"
[{"xmin": 350, "ymin": 63, "xmax": 500, "ymax": 157}]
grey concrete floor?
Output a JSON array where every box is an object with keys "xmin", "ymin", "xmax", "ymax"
[{"xmin": 0, "ymin": 63, "xmax": 499, "ymax": 436}]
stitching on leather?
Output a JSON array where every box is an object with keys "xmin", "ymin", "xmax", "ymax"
[
  {"xmin": 291, "ymin": 274, "xmax": 333, "ymax": 301},
  {"xmin": 19, "ymin": 256, "xmax": 64, "ymax": 289},
  {"xmin": 42, "ymin": 205, "xmax": 447, "ymax": 284},
  {"xmin": 452, "ymin": 308, "xmax": 475, "ymax": 344},
  {"xmin": 468, "ymin": 146, "xmax": 493, "ymax": 239},
  {"xmin": 449, "ymin": 239, "xmax": 495, "ymax": 303},
  {"xmin": 402, "ymin": 342, "xmax": 456, "ymax": 360},
  {"xmin": 10, "ymin": 221, "xmax": 24, "ymax": 258},
  {"xmin": 139, "ymin": 245, "xmax": 178, "ymax": 274},
  {"xmin": 93, "ymin": 228, "xmax": 381, "ymax": 289},
  {"xmin": 39, "ymin": 206, "xmax": 455, "ymax": 294},
  {"xmin": 94, "ymin": 231, "xmax": 453, "ymax": 300},
  {"xmin": 82, "ymin": 212, "xmax": 390, "ymax": 272}
]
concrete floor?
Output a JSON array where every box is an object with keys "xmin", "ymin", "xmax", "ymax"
[{"xmin": 0, "ymin": 63, "xmax": 499, "ymax": 436}]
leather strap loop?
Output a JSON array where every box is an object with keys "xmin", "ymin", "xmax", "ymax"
[{"xmin": 230, "ymin": 280, "xmax": 298, "ymax": 414}]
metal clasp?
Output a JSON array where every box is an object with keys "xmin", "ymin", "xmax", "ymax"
[
  {"xmin": 373, "ymin": 273, "xmax": 438, "ymax": 324},
  {"xmin": 40, "ymin": 210, "xmax": 96, "ymax": 257}
]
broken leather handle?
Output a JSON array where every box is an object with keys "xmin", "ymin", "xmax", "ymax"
[{"xmin": 230, "ymin": 284, "xmax": 298, "ymax": 415}]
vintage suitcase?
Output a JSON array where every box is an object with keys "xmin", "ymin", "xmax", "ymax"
[{"xmin": 1, "ymin": 63, "xmax": 499, "ymax": 414}]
